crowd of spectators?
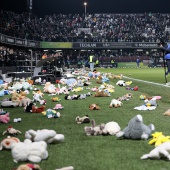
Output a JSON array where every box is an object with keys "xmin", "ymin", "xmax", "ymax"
[
  {"xmin": 0, "ymin": 45, "xmax": 163, "ymax": 71},
  {"xmin": 1, "ymin": 10, "xmax": 170, "ymax": 42}
]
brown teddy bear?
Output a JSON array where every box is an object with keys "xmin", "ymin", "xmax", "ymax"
[
  {"xmin": 93, "ymin": 90, "xmax": 110, "ymax": 97},
  {"xmin": 89, "ymin": 104, "xmax": 100, "ymax": 110}
]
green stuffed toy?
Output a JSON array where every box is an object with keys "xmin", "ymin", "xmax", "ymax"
[{"xmin": 116, "ymin": 114, "xmax": 155, "ymax": 140}]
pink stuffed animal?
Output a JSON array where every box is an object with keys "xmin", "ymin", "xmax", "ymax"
[{"xmin": 0, "ymin": 113, "xmax": 10, "ymax": 123}]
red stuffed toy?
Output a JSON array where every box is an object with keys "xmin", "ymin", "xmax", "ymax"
[{"xmin": 32, "ymin": 106, "xmax": 45, "ymax": 113}]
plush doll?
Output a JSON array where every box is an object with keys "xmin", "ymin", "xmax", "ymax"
[
  {"xmin": 51, "ymin": 97, "xmax": 61, "ymax": 102},
  {"xmin": 109, "ymin": 99, "xmax": 123, "ymax": 108},
  {"xmin": 144, "ymin": 97, "xmax": 157, "ymax": 107},
  {"xmin": 3, "ymin": 126, "xmax": 21, "ymax": 136},
  {"xmin": 76, "ymin": 115, "xmax": 90, "ymax": 124},
  {"xmin": 19, "ymin": 97, "xmax": 32, "ymax": 107},
  {"xmin": 15, "ymin": 164, "xmax": 41, "ymax": 170},
  {"xmin": 148, "ymin": 132, "xmax": 170, "ymax": 147},
  {"xmin": 1, "ymin": 101, "xmax": 19, "ymax": 108},
  {"xmin": 116, "ymin": 114, "xmax": 155, "ymax": 140},
  {"xmin": 32, "ymin": 106, "xmax": 45, "ymax": 113},
  {"xmin": 84, "ymin": 119, "xmax": 105, "ymax": 136},
  {"xmin": 0, "ymin": 113, "xmax": 10, "ymax": 123},
  {"xmin": 25, "ymin": 129, "xmax": 64, "ymax": 144},
  {"xmin": 79, "ymin": 94, "xmax": 86, "ymax": 99},
  {"xmin": 102, "ymin": 121, "xmax": 121, "ymax": 135},
  {"xmin": 55, "ymin": 166, "xmax": 74, "ymax": 170},
  {"xmin": 116, "ymin": 80, "xmax": 126, "ymax": 86},
  {"xmin": 93, "ymin": 90, "xmax": 110, "ymax": 97},
  {"xmin": 53, "ymin": 104, "xmax": 64, "ymax": 110},
  {"xmin": 89, "ymin": 104, "xmax": 100, "ymax": 110},
  {"xmin": 163, "ymin": 109, "xmax": 170, "ymax": 116},
  {"xmin": 24, "ymin": 102, "xmax": 35, "ymax": 112},
  {"xmin": 141, "ymin": 142, "xmax": 170, "ymax": 160},
  {"xmin": 65, "ymin": 94, "xmax": 80, "ymax": 100},
  {"xmin": 44, "ymin": 109, "xmax": 61, "ymax": 118},
  {"xmin": 0, "ymin": 136, "xmax": 20, "ymax": 150},
  {"xmin": 11, "ymin": 139, "xmax": 48, "ymax": 163}
]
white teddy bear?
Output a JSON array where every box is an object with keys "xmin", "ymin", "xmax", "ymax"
[
  {"xmin": 25, "ymin": 129, "xmax": 64, "ymax": 144},
  {"xmin": 102, "ymin": 121, "xmax": 121, "ymax": 135},
  {"xmin": 11, "ymin": 139, "xmax": 48, "ymax": 163}
]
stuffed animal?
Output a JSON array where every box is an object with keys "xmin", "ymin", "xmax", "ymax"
[
  {"xmin": 55, "ymin": 166, "xmax": 74, "ymax": 170},
  {"xmin": 51, "ymin": 97, "xmax": 61, "ymax": 102},
  {"xmin": 0, "ymin": 136, "xmax": 20, "ymax": 150},
  {"xmin": 109, "ymin": 99, "xmax": 123, "ymax": 108},
  {"xmin": 163, "ymin": 109, "xmax": 170, "ymax": 116},
  {"xmin": 15, "ymin": 164, "xmax": 41, "ymax": 170},
  {"xmin": 44, "ymin": 109, "xmax": 61, "ymax": 118},
  {"xmin": 3, "ymin": 126, "xmax": 21, "ymax": 136},
  {"xmin": 32, "ymin": 106, "xmax": 45, "ymax": 113},
  {"xmin": 78, "ymin": 94, "xmax": 87, "ymax": 99},
  {"xmin": 0, "ymin": 113, "xmax": 10, "ymax": 123},
  {"xmin": 141, "ymin": 142, "xmax": 170, "ymax": 160},
  {"xmin": 84, "ymin": 119, "xmax": 105, "ymax": 136},
  {"xmin": 89, "ymin": 104, "xmax": 100, "ymax": 110},
  {"xmin": 102, "ymin": 121, "xmax": 121, "ymax": 135},
  {"xmin": 24, "ymin": 102, "xmax": 35, "ymax": 112},
  {"xmin": 148, "ymin": 132, "xmax": 170, "ymax": 147},
  {"xmin": 11, "ymin": 139, "xmax": 48, "ymax": 163},
  {"xmin": 116, "ymin": 114, "xmax": 155, "ymax": 140},
  {"xmin": 19, "ymin": 97, "xmax": 32, "ymax": 107},
  {"xmin": 76, "ymin": 115, "xmax": 90, "ymax": 124},
  {"xmin": 93, "ymin": 90, "xmax": 110, "ymax": 97},
  {"xmin": 64, "ymin": 94, "xmax": 80, "ymax": 100},
  {"xmin": 144, "ymin": 97, "xmax": 157, "ymax": 107},
  {"xmin": 53, "ymin": 104, "xmax": 64, "ymax": 110},
  {"xmin": 25, "ymin": 129, "xmax": 64, "ymax": 144},
  {"xmin": 116, "ymin": 80, "xmax": 126, "ymax": 86}
]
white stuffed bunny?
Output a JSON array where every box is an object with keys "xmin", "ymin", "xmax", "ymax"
[
  {"xmin": 25, "ymin": 129, "xmax": 64, "ymax": 144},
  {"xmin": 11, "ymin": 139, "xmax": 48, "ymax": 163}
]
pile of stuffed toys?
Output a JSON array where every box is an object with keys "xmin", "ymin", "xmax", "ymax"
[{"xmin": 0, "ymin": 69, "xmax": 170, "ymax": 170}]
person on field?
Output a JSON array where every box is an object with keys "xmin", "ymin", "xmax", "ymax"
[{"xmin": 88, "ymin": 52, "xmax": 96, "ymax": 71}]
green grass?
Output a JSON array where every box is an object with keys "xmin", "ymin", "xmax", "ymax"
[{"xmin": 1, "ymin": 67, "xmax": 170, "ymax": 170}]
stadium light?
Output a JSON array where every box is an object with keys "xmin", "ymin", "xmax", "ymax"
[{"xmin": 84, "ymin": 2, "xmax": 87, "ymax": 16}]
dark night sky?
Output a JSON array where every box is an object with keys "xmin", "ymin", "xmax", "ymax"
[{"xmin": 1, "ymin": 0, "xmax": 170, "ymax": 17}]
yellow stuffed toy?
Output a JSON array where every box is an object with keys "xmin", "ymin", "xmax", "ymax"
[{"xmin": 148, "ymin": 132, "xmax": 170, "ymax": 147}]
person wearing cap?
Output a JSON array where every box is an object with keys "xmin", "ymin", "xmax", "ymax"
[{"xmin": 88, "ymin": 52, "xmax": 96, "ymax": 71}]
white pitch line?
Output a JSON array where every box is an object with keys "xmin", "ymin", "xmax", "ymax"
[{"xmin": 123, "ymin": 76, "xmax": 170, "ymax": 88}]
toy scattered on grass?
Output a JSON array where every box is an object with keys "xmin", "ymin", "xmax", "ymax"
[
  {"xmin": 1, "ymin": 101, "xmax": 19, "ymax": 108},
  {"xmin": 65, "ymin": 94, "xmax": 80, "ymax": 100},
  {"xmin": 163, "ymin": 109, "xmax": 170, "ymax": 116},
  {"xmin": 0, "ymin": 109, "xmax": 9, "ymax": 115},
  {"xmin": 116, "ymin": 80, "xmax": 126, "ymax": 86},
  {"xmin": 148, "ymin": 132, "xmax": 170, "ymax": 147},
  {"xmin": 139, "ymin": 94, "xmax": 147, "ymax": 100},
  {"xmin": 93, "ymin": 90, "xmax": 110, "ymax": 97},
  {"xmin": 2, "ymin": 126, "xmax": 21, "ymax": 136},
  {"xmin": 14, "ymin": 164, "xmax": 41, "ymax": 170},
  {"xmin": 51, "ymin": 97, "xmax": 61, "ymax": 102},
  {"xmin": 117, "ymin": 93, "xmax": 133, "ymax": 102},
  {"xmin": 89, "ymin": 104, "xmax": 100, "ymax": 110},
  {"xmin": 25, "ymin": 129, "xmax": 64, "ymax": 144},
  {"xmin": 116, "ymin": 114, "xmax": 155, "ymax": 140},
  {"xmin": 0, "ymin": 113, "xmax": 10, "ymax": 123},
  {"xmin": 0, "ymin": 136, "xmax": 20, "ymax": 150},
  {"xmin": 43, "ymin": 109, "xmax": 61, "ymax": 118},
  {"xmin": 53, "ymin": 104, "xmax": 64, "ymax": 110},
  {"xmin": 24, "ymin": 102, "xmax": 35, "ymax": 112},
  {"xmin": 55, "ymin": 166, "xmax": 74, "ymax": 170},
  {"xmin": 109, "ymin": 99, "xmax": 123, "ymax": 108},
  {"xmin": 78, "ymin": 94, "xmax": 86, "ymax": 99},
  {"xmin": 141, "ymin": 142, "xmax": 170, "ymax": 160},
  {"xmin": 11, "ymin": 139, "xmax": 48, "ymax": 163},
  {"xmin": 13, "ymin": 118, "xmax": 21, "ymax": 122},
  {"xmin": 32, "ymin": 105, "xmax": 46, "ymax": 113},
  {"xmin": 76, "ymin": 115, "xmax": 90, "ymax": 124},
  {"xmin": 84, "ymin": 119, "xmax": 105, "ymax": 136}
]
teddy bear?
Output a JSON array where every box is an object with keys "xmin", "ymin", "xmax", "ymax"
[
  {"xmin": 0, "ymin": 136, "xmax": 20, "ymax": 150},
  {"xmin": 19, "ymin": 97, "xmax": 32, "ymax": 107},
  {"xmin": 0, "ymin": 113, "xmax": 10, "ymax": 123},
  {"xmin": 76, "ymin": 115, "xmax": 90, "ymax": 124},
  {"xmin": 163, "ymin": 109, "xmax": 170, "ymax": 116},
  {"xmin": 25, "ymin": 129, "xmax": 64, "ymax": 144},
  {"xmin": 44, "ymin": 109, "xmax": 61, "ymax": 118},
  {"xmin": 141, "ymin": 142, "xmax": 170, "ymax": 160},
  {"xmin": 102, "ymin": 121, "xmax": 121, "ymax": 135},
  {"xmin": 116, "ymin": 114, "xmax": 155, "ymax": 140},
  {"xmin": 89, "ymin": 104, "xmax": 100, "ymax": 110},
  {"xmin": 116, "ymin": 80, "xmax": 126, "ymax": 86},
  {"xmin": 84, "ymin": 119, "xmax": 105, "ymax": 136},
  {"xmin": 11, "ymin": 139, "xmax": 48, "ymax": 163},
  {"xmin": 109, "ymin": 99, "xmax": 123, "ymax": 108},
  {"xmin": 24, "ymin": 102, "xmax": 35, "ymax": 112},
  {"xmin": 93, "ymin": 90, "xmax": 110, "ymax": 97},
  {"xmin": 32, "ymin": 106, "xmax": 46, "ymax": 113},
  {"xmin": 15, "ymin": 164, "xmax": 41, "ymax": 170}
]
